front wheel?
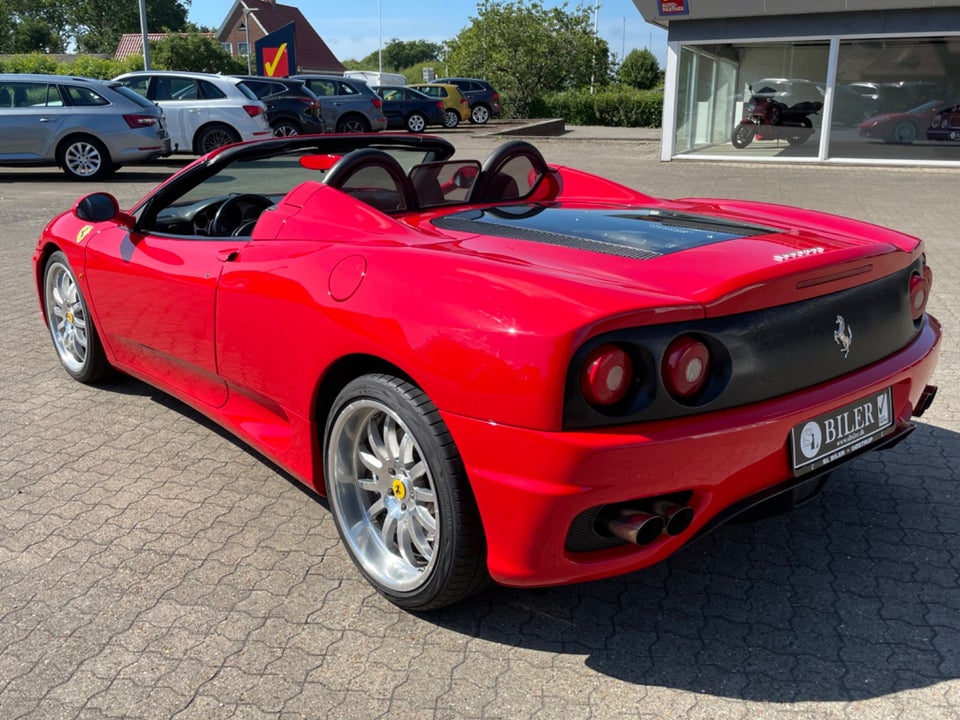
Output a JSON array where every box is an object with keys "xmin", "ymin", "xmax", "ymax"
[
  {"xmin": 405, "ymin": 112, "xmax": 427, "ymax": 133},
  {"xmin": 324, "ymin": 374, "xmax": 488, "ymax": 610},
  {"xmin": 443, "ymin": 109, "xmax": 460, "ymax": 128},
  {"xmin": 731, "ymin": 124, "xmax": 755, "ymax": 148},
  {"xmin": 43, "ymin": 251, "xmax": 110, "ymax": 383},
  {"xmin": 890, "ymin": 121, "xmax": 917, "ymax": 144}
]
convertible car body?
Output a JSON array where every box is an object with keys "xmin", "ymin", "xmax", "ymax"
[{"xmin": 34, "ymin": 134, "xmax": 941, "ymax": 610}]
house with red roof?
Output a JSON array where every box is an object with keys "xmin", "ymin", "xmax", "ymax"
[
  {"xmin": 115, "ymin": 1, "xmax": 344, "ymax": 74},
  {"xmin": 217, "ymin": 0, "xmax": 345, "ymax": 74}
]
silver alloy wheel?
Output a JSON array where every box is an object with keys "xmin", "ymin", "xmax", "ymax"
[
  {"xmin": 198, "ymin": 126, "xmax": 239, "ymax": 153},
  {"xmin": 406, "ymin": 113, "xmax": 427, "ymax": 133},
  {"xmin": 892, "ymin": 121, "xmax": 917, "ymax": 144},
  {"xmin": 337, "ymin": 116, "xmax": 369, "ymax": 133},
  {"xmin": 44, "ymin": 259, "xmax": 88, "ymax": 374},
  {"xmin": 63, "ymin": 140, "xmax": 103, "ymax": 178},
  {"xmin": 443, "ymin": 109, "xmax": 459, "ymax": 128},
  {"xmin": 471, "ymin": 104, "xmax": 490, "ymax": 124},
  {"xmin": 273, "ymin": 122, "xmax": 300, "ymax": 137},
  {"xmin": 327, "ymin": 398, "xmax": 440, "ymax": 592}
]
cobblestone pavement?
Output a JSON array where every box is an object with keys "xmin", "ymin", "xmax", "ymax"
[{"xmin": 2, "ymin": 126, "xmax": 958, "ymax": 720}]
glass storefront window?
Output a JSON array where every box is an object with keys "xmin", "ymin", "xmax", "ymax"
[
  {"xmin": 675, "ymin": 41, "xmax": 830, "ymax": 159},
  {"xmin": 829, "ymin": 38, "xmax": 960, "ymax": 161}
]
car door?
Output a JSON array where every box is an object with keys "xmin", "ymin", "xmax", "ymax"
[
  {"xmin": 83, "ymin": 224, "xmax": 239, "ymax": 408},
  {"xmin": 147, "ymin": 76, "xmax": 209, "ymax": 153},
  {"xmin": 376, "ymin": 87, "xmax": 405, "ymax": 128},
  {"xmin": 0, "ymin": 81, "xmax": 64, "ymax": 160}
]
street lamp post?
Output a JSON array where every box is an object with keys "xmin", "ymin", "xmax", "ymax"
[{"xmin": 240, "ymin": 7, "xmax": 259, "ymax": 75}]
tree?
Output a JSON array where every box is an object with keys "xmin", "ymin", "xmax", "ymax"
[
  {"xmin": 0, "ymin": 0, "xmax": 70, "ymax": 53},
  {"xmin": 444, "ymin": 1, "xmax": 611, "ymax": 118},
  {"xmin": 150, "ymin": 33, "xmax": 244, "ymax": 74},
  {"xmin": 70, "ymin": 0, "xmax": 190, "ymax": 54},
  {"xmin": 618, "ymin": 48, "xmax": 662, "ymax": 90}
]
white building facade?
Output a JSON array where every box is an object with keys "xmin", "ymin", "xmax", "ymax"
[{"xmin": 634, "ymin": 0, "xmax": 960, "ymax": 164}]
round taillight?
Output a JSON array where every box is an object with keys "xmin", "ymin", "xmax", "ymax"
[
  {"xmin": 909, "ymin": 270, "xmax": 931, "ymax": 320},
  {"xmin": 662, "ymin": 335, "xmax": 711, "ymax": 399},
  {"xmin": 580, "ymin": 344, "xmax": 633, "ymax": 407}
]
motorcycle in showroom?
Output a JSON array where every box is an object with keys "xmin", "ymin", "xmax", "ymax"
[{"xmin": 731, "ymin": 87, "xmax": 824, "ymax": 148}]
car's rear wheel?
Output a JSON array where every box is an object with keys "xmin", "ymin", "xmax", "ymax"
[
  {"xmin": 43, "ymin": 251, "xmax": 110, "ymax": 383},
  {"xmin": 405, "ymin": 112, "xmax": 427, "ymax": 133},
  {"xmin": 470, "ymin": 104, "xmax": 491, "ymax": 124},
  {"xmin": 272, "ymin": 120, "xmax": 302, "ymax": 137},
  {"xmin": 443, "ymin": 109, "xmax": 460, "ymax": 128},
  {"xmin": 336, "ymin": 115, "xmax": 371, "ymax": 133},
  {"xmin": 57, "ymin": 136, "xmax": 114, "ymax": 181},
  {"xmin": 194, "ymin": 124, "xmax": 240, "ymax": 154},
  {"xmin": 324, "ymin": 374, "xmax": 488, "ymax": 610}
]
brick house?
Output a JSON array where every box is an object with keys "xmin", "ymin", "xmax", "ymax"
[{"xmin": 217, "ymin": 0, "xmax": 345, "ymax": 74}]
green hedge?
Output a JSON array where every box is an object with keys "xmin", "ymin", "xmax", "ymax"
[
  {"xmin": 0, "ymin": 53, "xmax": 146, "ymax": 79},
  {"xmin": 527, "ymin": 85, "xmax": 663, "ymax": 128}
]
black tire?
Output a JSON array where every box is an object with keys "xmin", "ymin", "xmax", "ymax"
[
  {"xmin": 324, "ymin": 374, "xmax": 489, "ymax": 611},
  {"xmin": 336, "ymin": 115, "xmax": 371, "ymax": 133},
  {"xmin": 443, "ymin": 109, "xmax": 460, "ymax": 129},
  {"xmin": 272, "ymin": 120, "xmax": 302, "ymax": 137},
  {"xmin": 889, "ymin": 121, "xmax": 917, "ymax": 144},
  {"xmin": 56, "ymin": 135, "xmax": 114, "ymax": 181},
  {"xmin": 405, "ymin": 112, "xmax": 427, "ymax": 133},
  {"xmin": 194, "ymin": 124, "xmax": 241, "ymax": 155},
  {"xmin": 786, "ymin": 118, "xmax": 813, "ymax": 146},
  {"xmin": 731, "ymin": 124, "xmax": 754, "ymax": 148},
  {"xmin": 42, "ymin": 251, "xmax": 110, "ymax": 383},
  {"xmin": 469, "ymin": 104, "xmax": 491, "ymax": 124}
]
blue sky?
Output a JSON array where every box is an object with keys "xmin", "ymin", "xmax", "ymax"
[{"xmin": 187, "ymin": 1, "xmax": 667, "ymax": 65}]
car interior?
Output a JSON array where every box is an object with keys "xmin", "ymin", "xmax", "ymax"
[{"xmin": 142, "ymin": 140, "xmax": 554, "ymax": 239}]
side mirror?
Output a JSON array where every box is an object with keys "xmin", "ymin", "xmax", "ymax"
[
  {"xmin": 453, "ymin": 165, "xmax": 478, "ymax": 189},
  {"xmin": 73, "ymin": 193, "xmax": 135, "ymax": 228}
]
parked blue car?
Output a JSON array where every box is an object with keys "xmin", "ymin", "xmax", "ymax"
[{"xmin": 371, "ymin": 85, "xmax": 445, "ymax": 132}]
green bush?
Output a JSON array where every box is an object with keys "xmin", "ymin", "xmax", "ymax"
[
  {"xmin": 0, "ymin": 53, "xmax": 141, "ymax": 79},
  {"xmin": 529, "ymin": 85, "xmax": 663, "ymax": 127}
]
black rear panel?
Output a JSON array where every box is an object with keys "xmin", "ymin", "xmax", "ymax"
[{"xmin": 563, "ymin": 260, "xmax": 924, "ymax": 429}]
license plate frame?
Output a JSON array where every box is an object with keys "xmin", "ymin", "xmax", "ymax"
[{"xmin": 790, "ymin": 387, "xmax": 894, "ymax": 476}]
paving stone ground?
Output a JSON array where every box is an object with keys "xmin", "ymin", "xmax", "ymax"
[{"xmin": 1, "ymin": 124, "xmax": 958, "ymax": 720}]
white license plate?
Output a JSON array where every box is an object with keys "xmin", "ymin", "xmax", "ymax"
[{"xmin": 790, "ymin": 388, "xmax": 894, "ymax": 475}]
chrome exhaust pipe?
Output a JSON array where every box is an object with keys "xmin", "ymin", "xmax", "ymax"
[
  {"xmin": 605, "ymin": 510, "xmax": 664, "ymax": 545},
  {"xmin": 645, "ymin": 500, "xmax": 695, "ymax": 536},
  {"xmin": 914, "ymin": 384, "xmax": 938, "ymax": 417}
]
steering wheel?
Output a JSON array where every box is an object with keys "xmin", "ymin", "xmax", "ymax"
[{"xmin": 211, "ymin": 194, "xmax": 273, "ymax": 236}]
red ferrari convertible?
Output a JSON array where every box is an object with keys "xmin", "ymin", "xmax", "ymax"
[{"xmin": 34, "ymin": 134, "xmax": 940, "ymax": 610}]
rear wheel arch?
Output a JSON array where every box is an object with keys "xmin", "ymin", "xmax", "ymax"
[
  {"xmin": 193, "ymin": 122, "xmax": 241, "ymax": 154},
  {"xmin": 312, "ymin": 354, "xmax": 417, "ymax": 487}
]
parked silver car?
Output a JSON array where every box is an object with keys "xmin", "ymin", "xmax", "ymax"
[
  {"xmin": 290, "ymin": 74, "xmax": 387, "ymax": 133},
  {"xmin": 0, "ymin": 73, "xmax": 170, "ymax": 180},
  {"xmin": 114, "ymin": 71, "xmax": 273, "ymax": 154}
]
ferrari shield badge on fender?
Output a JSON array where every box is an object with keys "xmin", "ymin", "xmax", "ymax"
[
  {"xmin": 834, "ymin": 315, "xmax": 853, "ymax": 358},
  {"xmin": 76, "ymin": 225, "xmax": 93, "ymax": 243}
]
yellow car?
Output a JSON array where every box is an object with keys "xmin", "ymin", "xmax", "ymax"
[{"xmin": 409, "ymin": 83, "xmax": 470, "ymax": 128}]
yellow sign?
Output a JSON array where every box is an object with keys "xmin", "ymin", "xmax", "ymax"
[{"xmin": 76, "ymin": 225, "xmax": 93, "ymax": 243}]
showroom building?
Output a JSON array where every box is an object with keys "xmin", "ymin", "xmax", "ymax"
[{"xmin": 634, "ymin": 0, "xmax": 960, "ymax": 164}]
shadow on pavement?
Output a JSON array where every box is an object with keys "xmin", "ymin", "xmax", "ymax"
[{"xmin": 430, "ymin": 421, "xmax": 960, "ymax": 703}]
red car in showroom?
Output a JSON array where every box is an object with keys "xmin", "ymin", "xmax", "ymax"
[{"xmin": 33, "ymin": 134, "xmax": 940, "ymax": 610}]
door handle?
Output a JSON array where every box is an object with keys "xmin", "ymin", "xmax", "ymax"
[{"xmin": 217, "ymin": 250, "xmax": 239, "ymax": 262}]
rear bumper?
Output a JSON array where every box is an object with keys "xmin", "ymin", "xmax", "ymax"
[{"xmin": 443, "ymin": 316, "xmax": 941, "ymax": 588}]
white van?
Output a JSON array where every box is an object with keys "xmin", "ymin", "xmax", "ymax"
[{"xmin": 343, "ymin": 70, "xmax": 407, "ymax": 87}]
